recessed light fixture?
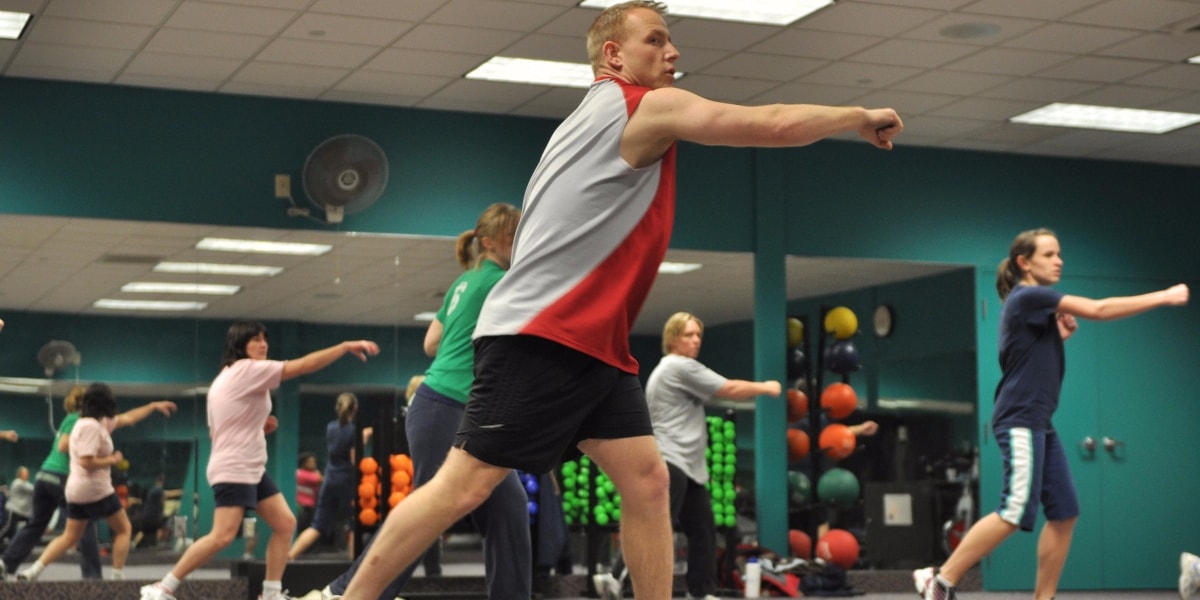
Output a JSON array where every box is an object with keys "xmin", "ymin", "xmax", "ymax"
[
  {"xmin": 196, "ymin": 237, "xmax": 332, "ymax": 256},
  {"xmin": 467, "ymin": 57, "xmax": 600, "ymax": 88},
  {"xmin": 93, "ymin": 299, "xmax": 208, "ymax": 312},
  {"xmin": 413, "ymin": 311, "xmax": 438, "ymax": 322},
  {"xmin": 154, "ymin": 262, "xmax": 284, "ymax": 277},
  {"xmin": 1009, "ymin": 103, "xmax": 1200, "ymax": 134},
  {"xmin": 659, "ymin": 261, "xmax": 703, "ymax": 275},
  {"xmin": 466, "ymin": 56, "xmax": 685, "ymax": 88},
  {"xmin": 0, "ymin": 11, "xmax": 31, "ymax": 40},
  {"xmin": 579, "ymin": 0, "xmax": 833, "ymax": 26},
  {"xmin": 121, "ymin": 282, "xmax": 241, "ymax": 295},
  {"xmin": 0, "ymin": 382, "xmax": 41, "ymax": 394}
]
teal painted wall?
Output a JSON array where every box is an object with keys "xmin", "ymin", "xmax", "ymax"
[{"xmin": 2, "ymin": 77, "xmax": 1198, "ymax": 580}]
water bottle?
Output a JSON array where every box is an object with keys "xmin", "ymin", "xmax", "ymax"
[{"xmin": 744, "ymin": 556, "xmax": 761, "ymax": 598}]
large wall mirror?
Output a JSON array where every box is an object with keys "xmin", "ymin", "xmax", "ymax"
[{"xmin": 0, "ymin": 214, "xmax": 979, "ymax": 566}]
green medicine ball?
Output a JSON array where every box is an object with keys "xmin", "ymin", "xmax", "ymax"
[{"xmin": 817, "ymin": 467, "xmax": 860, "ymax": 508}]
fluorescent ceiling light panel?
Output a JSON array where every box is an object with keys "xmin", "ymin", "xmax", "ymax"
[
  {"xmin": 154, "ymin": 262, "xmax": 284, "ymax": 276},
  {"xmin": 196, "ymin": 237, "xmax": 332, "ymax": 256},
  {"xmin": 121, "ymin": 282, "xmax": 241, "ymax": 295},
  {"xmin": 94, "ymin": 299, "xmax": 208, "ymax": 312},
  {"xmin": 659, "ymin": 261, "xmax": 703, "ymax": 274},
  {"xmin": 0, "ymin": 11, "xmax": 31, "ymax": 39},
  {"xmin": 578, "ymin": 0, "xmax": 833, "ymax": 25},
  {"xmin": 1009, "ymin": 103, "xmax": 1200, "ymax": 134},
  {"xmin": 0, "ymin": 383, "xmax": 41, "ymax": 394},
  {"xmin": 467, "ymin": 57, "xmax": 597, "ymax": 88},
  {"xmin": 413, "ymin": 311, "xmax": 438, "ymax": 322},
  {"xmin": 466, "ymin": 56, "xmax": 684, "ymax": 88},
  {"xmin": 1189, "ymin": 54, "xmax": 1200, "ymax": 65}
]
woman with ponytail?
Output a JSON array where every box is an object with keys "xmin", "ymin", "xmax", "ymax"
[
  {"xmin": 302, "ymin": 202, "xmax": 531, "ymax": 600},
  {"xmin": 914, "ymin": 228, "xmax": 1188, "ymax": 600},
  {"xmin": 289, "ymin": 392, "xmax": 371, "ymax": 560}
]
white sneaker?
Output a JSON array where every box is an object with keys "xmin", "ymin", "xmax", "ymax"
[
  {"xmin": 1181, "ymin": 552, "xmax": 1200, "ymax": 599},
  {"xmin": 912, "ymin": 566, "xmax": 955, "ymax": 600},
  {"xmin": 260, "ymin": 589, "xmax": 298, "ymax": 600},
  {"xmin": 593, "ymin": 572, "xmax": 622, "ymax": 600},
  {"xmin": 14, "ymin": 567, "xmax": 38, "ymax": 582},
  {"xmin": 140, "ymin": 583, "xmax": 178, "ymax": 600},
  {"xmin": 685, "ymin": 594, "xmax": 721, "ymax": 600}
]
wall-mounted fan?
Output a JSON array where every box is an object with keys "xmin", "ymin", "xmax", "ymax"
[
  {"xmin": 38, "ymin": 340, "xmax": 80, "ymax": 378},
  {"xmin": 37, "ymin": 340, "xmax": 81, "ymax": 434},
  {"xmin": 302, "ymin": 134, "xmax": 389, "ymax": 224}
]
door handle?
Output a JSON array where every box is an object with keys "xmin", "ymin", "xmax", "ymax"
[
  {"xmin": 1102, "ymin": 436, "xmax": 1124, "ymax": 453},
  {"xmin": 1080, "ymin": 436, "xmax": 1096, "ymax": 453}
]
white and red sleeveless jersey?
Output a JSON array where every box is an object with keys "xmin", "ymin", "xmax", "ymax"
[{"xmin": 475, "ymin": 77, "xmax": 677, "ymax": 374}]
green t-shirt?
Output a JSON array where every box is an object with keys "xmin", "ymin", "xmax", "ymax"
[
  {"xmin": 40, "ymin": 411, "xmax": 79, "ymax": 474},
  {"xmin": 423, "ymin": 259, "xmax": 505, "ymax": 403}
]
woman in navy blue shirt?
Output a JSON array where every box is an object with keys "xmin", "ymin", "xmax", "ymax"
[{"xmin": 914, "ymin": 228, "xmax": 1188, "ymax": 600}]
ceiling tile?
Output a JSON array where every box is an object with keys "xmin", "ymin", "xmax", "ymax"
[
  {"xmin": 1069, "ymin": 84, "xmax": 1191, "ymax": 108},
  {"xmin": 43, "ymin": 0, "xmax": 177, "ymax": 25},
  {"xmin": 362, "ymin": 48, "xmax": 485, "ymax": 77},
  {"xmin": 393, "ymin": 23, "xmax": 523, "ymax": 54},
  {"xmin": 332, "ymin": 70, "xmax": 454, "ymax": 97},
  {"xmin": 1034, "ymin": 55, "xmax": 1163, "ymax": 83},
  {"xmin": 257, "ymin": 39, "xmax": 381, "ymax": 69},
  {"xmin": 144, "ymin": 28, "xmax": 270, "ymax": 59},
  {"xmin": 799, "ymin": 61, "xmax": 924, "ymax": 88},
  {"xmin": 122, "ymin": 52, "xmax": 242, "ymax": 81},
  {"xmin": 701, "ymin": 53, "xmax": 826, "ymax": 81},
  {"xmin": 25, "ymin": 17, "xmax": 154, "ymax": 50},
  {"xmin": 425, "ymin": 0, "xmax": 566, "ymax": 31},
  {"xmin": 1126, "ymin": 64, "xmax": 1200, "ymax": 91},
  {"xmin": 280, "ymin": 13, "xmax": 410, "ymax": 46},
  {"xmin": 310, "ymin": 0, "xmax": 448, "ymax": 21},
  {"xmin": 945, "ymin": 47, "xmax": 1074, "ymax": 76},
  {"xmin": 10, "ymin": 42, "xmax": 131, "ymax": 74},
  {"xmin": 961, "ymin": 0, "xmax": 1102, "ymax": 20},
  {"xmin": 164, "ymin": 1, "xmax": 297, "ymax": 36},
  {"xmin": 668, "ymin": 18, "xmax": 778, "ymax": 52},
  {"xmin": 796, "ymin": 2, "xmax": 943, "ymax": 36},
  {"xmin": 892, "ymin": 69, "xmax": 1013, "ymax": 95},
  {"xmin": 847, "ymin": 39, "xmax": 980, "ymax": 68},
  {"xmin": 750, "ymin": 29, "xmax": 884, "ymax": 60},
  {"xmin": 977, "ymin": 77, "xmax": 1101, "ymax": 102},
  {"xmin": 500, "ymin": 32, "xmax": 582, "ymax": 62},
  {"xmin": 929, "ymin": 96, "xmax": 1042, "ymax": 119},
  {"xmin": 1064, "ymin": 0, "xmax": 1200, "ymax": 30},
  {"xmin": 1003, "ymin": 23, "xmax": 1139, "ymax": 53}
]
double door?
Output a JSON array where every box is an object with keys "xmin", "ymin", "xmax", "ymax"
[{"xmin": 979, "ymin": 276, "xmax": 1200, "ymax": 590}]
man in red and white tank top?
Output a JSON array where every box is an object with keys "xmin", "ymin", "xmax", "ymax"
[{"xmin": 342, "ymin": 4, "xmax": 903, "ymax": 599}]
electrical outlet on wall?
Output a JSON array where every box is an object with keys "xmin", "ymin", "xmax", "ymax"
[{"xmin": 275, "ymin": 174, "xmax": 291, "ymax": 198}]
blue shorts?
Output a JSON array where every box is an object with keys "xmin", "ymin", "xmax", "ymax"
[
  {"xmin": 456, "ymin": 335, "xmax": 653, "ymax": 474},
  {"xmin": 993, "ymin": 427, "xmax": 1079, "ymax": 531},
  {"xmin": 211, "ymin": 473, "xmax": 281, "ymax": 511},
  {"xmin": 67, "ymin": 493, "xmax": 123, "ymax": 520}
]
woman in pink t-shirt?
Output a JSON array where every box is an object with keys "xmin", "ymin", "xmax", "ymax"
[
  {"xmin": 15, "ymin": 383, "xmax": 175, "ymax": 581},
  {"xmin": 141, "ymin": 321, "xmax": 379, "ymax": 600},
  {"xmin": 295, "ymin": 452, "xmax": 322, "ymax": 532}
]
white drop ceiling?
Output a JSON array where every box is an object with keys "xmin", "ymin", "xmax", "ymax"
[{"xmin": 1, "ymin": 0, "xmax": 1198, "ymax": 165}]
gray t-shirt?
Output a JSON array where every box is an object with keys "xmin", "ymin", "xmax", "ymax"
[{"xmin": 646, "ymin": 354, "xmax": 727, "ymax": 485}]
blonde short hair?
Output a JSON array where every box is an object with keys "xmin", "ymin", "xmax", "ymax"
[{"xmin": 661, "ymin": 311, "xmax": 702, "ymax": 355}]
